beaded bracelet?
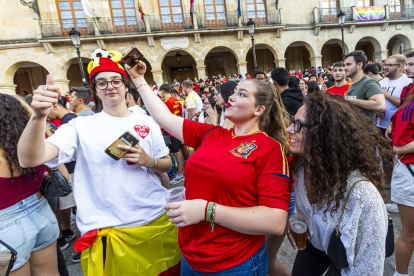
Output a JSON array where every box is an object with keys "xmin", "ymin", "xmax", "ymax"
[
  {"xmin": 206, "ymin": 202, "xmax": 214, "ymax": 223},
  {"xmin": 148, "ymin": 158, "xmax": 157, "ymax": 169},
  {"xmin": 210, "ymin": 202, "xmax": 218, "ymax": 232}
]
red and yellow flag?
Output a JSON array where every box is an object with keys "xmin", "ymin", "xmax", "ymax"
[{"xmin": 138, "ymin": 1, "xmax": 146, "ymax": 21}]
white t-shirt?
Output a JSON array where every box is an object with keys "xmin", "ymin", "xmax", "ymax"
[
  {"xmin": 184, "ymin": 91, "xmax": 203, "ymax": 120},
  {"xmin": 46, "ymin": 111, "xmax": 170, "ymax": 235},
  {"xmin": 377, "ymin": 74, "xmax": 412, "ymax": 129},
  {"xmin": 128, "ymin": 104, "xmax": 147, "ymax": 115}
]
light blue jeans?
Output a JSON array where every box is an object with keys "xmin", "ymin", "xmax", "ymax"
[
  {"xmin": 0, "ymin": 193, "xmax": 59, "ymax": 270},
  {"xmin": 181, "ymin": 242, "xmax": 268, "ymax": 276}
]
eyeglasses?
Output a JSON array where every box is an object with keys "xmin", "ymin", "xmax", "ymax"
[
  {"xmin": 289, "ymin": 117, "xmax": 305, "ymax": 133},
  {"xmin": 383, "ymin": 64, "xmax": 400, "ymax": 68},
  {"xmin": 94, "ymin": 79, "xmax": 124, "ymax": 90}
]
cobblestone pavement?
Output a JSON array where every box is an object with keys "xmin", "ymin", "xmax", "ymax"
[{"xmin": 63, "ymin": 184, "xmax": 412, "ymax": 275}]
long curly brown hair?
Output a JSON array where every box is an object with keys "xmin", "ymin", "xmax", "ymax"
[
  {"xmin": 294, "ymin": 92, "xmax": 392, "ymax": 215},
  {"xmin": 0, "ymin": 94, "xmax": 35, "ymax": 179}
]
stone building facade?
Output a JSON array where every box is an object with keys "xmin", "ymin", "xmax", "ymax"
[{"xmin": 1, "ymin": 0, "xmax": 414, "ymax": 95}]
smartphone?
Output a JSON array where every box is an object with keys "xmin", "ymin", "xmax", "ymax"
[
  {"xmin": 121, "ymin": 46, "xmax": 143, "ymax": 68},
  {"xmin": 105, "ymin": 131, "xmax": 139, "ymax": 161}
]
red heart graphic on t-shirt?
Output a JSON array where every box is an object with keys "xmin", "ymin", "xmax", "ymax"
[{"xmin": 134, "ymin": 125, "xmax": 150, "ymax": 139}]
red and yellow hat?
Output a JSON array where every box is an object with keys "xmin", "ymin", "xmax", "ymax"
[{"xmin": 87, "ymin": 49, "xmax": 128, "ymax": 83}]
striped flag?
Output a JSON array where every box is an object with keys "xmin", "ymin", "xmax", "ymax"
[{"xmin": 138, "ymin": 0, "xmax": 146, "ymax": 21}]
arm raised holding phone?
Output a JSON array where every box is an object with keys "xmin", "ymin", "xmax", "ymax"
[
  {"xmin": 126, "ymin": 61, "xmax": 185, "ymax": 142},
  {"xmin": 18, "ymin": 75, "xmax": 60, "ymax": 168}
]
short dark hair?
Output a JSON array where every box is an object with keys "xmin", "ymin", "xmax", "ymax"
[
  {"xmin": 375, "ymin": 62, "xmax": 382, "ymax": 72},
  {"xmin": 343, "ymin": 50, "xmax": 367, "ymax": 69},
  {"xmin": 406, "ymin": 51, "xmax": 414, "ymax": 59},
  {"xmin": 363, "ymin": 63, "xmax": 379, "ymax": 75},
  {"xmin": 309, "ymin": 74, "xmax": 316, "ymax": 79},
  {"xmin": 288, "ymin": 76, "xmax": 300, "ymax": 88},
  {"xmin": 271, "ymin": 67, "xmax": 289, "ymax": 86},
  {"xmin": 72, "ymin": 87, "xmax": 92, "ymax": 105},
  {"xmin": 182, "ymin": 80, "xmax": 193, "ymax": 89},
  {"xmin": 254, "ymin": 70, "xmax": 266, "ymax": 78},
  {"xmin": 128, "ymin": 85, "xmax": 140, "ymax": 103},
  {"xmin": 332, "ymin": 61, "xmax": 345, "ymax": 69},
  {"xmin": 170, "ymin": 89, "xmax": 179, "ymax": 95},
  {"xmin": 159, "ymin": 83, "xmax": 170, "ymax": 93},
  {"xmin": 58, "ymin": 96, "xmax": 67, "ymax": 108}
]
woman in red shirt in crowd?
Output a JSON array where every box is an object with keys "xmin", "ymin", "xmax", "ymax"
[
  {"xmin": 127, "ymin": 61, "xmax": 291, "ymax": 275},
  {"xmin": 390, "ymin": 85, "xmax": 414, "ymax": 276}
]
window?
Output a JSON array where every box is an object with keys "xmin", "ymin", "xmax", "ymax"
[
  {"xmin": 321, "ymin": 0, "xmax": 339, "ymax": 22},
  {"xmin": 246, "ymin": 0, "xmax": 267, "ymax": 25},
  {"xmin": 109, "ymin": 0, "xmax": 138, "ymax": 30},
  {"xmin": 357, "ymin": 0, "xmax": 373, "ymax": 6},
  {"xmin": 389, "ymin": 0, "xmax": 404, "ymax": 17},
  {"xmin": 159, "ymin": 0, "xmax": 184, "ymax": 29},
  {"xmin": 204, "ymin": 0, "xmax": 226, "ymax": 27},
  {"xmin": 56, "ymin": 1, "xmax": 87, "ymax": 34}
]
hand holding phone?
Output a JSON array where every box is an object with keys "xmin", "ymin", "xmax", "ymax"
[
  {"xmin": 122, "ymin": 46, "xmax": 143, "ymax": 68},
  {"xmin": 105, "ymin": 131, "xmax": 139, "ymax": 160}
]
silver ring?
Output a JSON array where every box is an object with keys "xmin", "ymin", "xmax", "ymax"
[{"xmin": 43, "ymin": 85, "xmax": 48, "ymax": 90}]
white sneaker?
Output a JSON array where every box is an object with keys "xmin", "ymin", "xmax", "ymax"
[{"xmin": 386, "ymin": 203, "xmax": 399, "ymax": 213}]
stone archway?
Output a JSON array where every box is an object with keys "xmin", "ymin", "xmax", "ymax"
[
  {"xmin": 387, "ymin": 34, "xmax": 412, "ymax": 56},
  {"xmin": 284, "ymin": 41, "xmax": 315, "ymax": 72},
  {"xmin": 321, "ymin": 39, "xmax": 349, "ymax": 67},
  {"xmin": 246, "ymin": 43, "xmax": 278, "ymax": 76},
  {"xmin": 65, "ymin": 57, "xmax": 92, "ymax": 91},
  {"xmin": 355, "ymin": 36, "xmax": 382, "ymax": 62},
  {"xmin": 204, "ymin": 46, "xmax": 239, "ymax": 79},
  {"xmin": 161, "ymin": 50, "xmax": 198, "ymax": 84},
  {"xmin": 10, "ymin": 62, "xmax": 50, "ymax": 96}
]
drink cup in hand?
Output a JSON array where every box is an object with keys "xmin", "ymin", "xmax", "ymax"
[
  {"xmin": 164, "ymin": 187, "xmax": 186, "ymax": 203},
  {"xmin": 289, "ymin": 214, "xmax": 308, "ymax": 250}
]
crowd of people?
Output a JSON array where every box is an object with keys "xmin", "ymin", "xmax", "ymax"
[{"xmin": 1, "ymin": 47, "xmax": 414, "ymax": 276}]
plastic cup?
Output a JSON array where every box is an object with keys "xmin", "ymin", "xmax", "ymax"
[
  {"xmin": 164, "ymin": 187, "xmax": 186, "ymax": 203},
  {"xmin": 289, "ymin": 214, "xmax": 308, "ymax": 250}
]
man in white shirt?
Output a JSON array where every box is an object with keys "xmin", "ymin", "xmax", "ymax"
[
  {"xmin": 126, "ymin": 85, "xmax": 148, "ymax": 115},
  {"xmin": 377, "ymin": 55, "xmax": 413, "ymax": 132},
  {"xmin": 183, "ymin": 80, "xmax": 202, "ymax": 120}
]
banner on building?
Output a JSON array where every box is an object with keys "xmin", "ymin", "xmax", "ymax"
[
  {"xmin": 355, "ymin": 6, "xmax": 386, "ymax": 20},
  {"xmin": 138, "ymin": 1, "xmax": 145, "ymax": 21}
]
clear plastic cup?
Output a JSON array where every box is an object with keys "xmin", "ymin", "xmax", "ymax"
[{"xmin": 164, "ymin": 187, "xmax": 186, "ymax": 203}]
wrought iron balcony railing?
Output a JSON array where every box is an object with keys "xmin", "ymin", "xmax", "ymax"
[
  {"xmin": 39, "ymin": 10, "xmax": 282, "ymax": 38},
  {"xmin": 389, "ymin": 5, "xmax": 414, "ymax": 19},
  {"xmin": 318, "ymin": 7, "xmax": 353, "ymax": 23}
]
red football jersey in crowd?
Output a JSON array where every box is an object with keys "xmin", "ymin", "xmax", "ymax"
[
  {"xmin": 326, "ymin": 82, "xmax": 351, "ymax": 98},
  {"xmin": 179, "ymin": 120, "xmax": 290, "ymax": 272},
  {"xmin": 392, "ymin": 100, "xmax": 414, "ymax": 164}
]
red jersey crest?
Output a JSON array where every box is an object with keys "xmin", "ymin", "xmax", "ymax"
[{"xmin": 230, "ymin": 142, "xmax": 258, "ymax": 159}]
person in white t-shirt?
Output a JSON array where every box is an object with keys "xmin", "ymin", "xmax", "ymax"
[
  {"xmin": 182, "ymin": 80, "xmax": 202, "ymax": 120},
  {"xmin": 377, "ymin": 55, "xmax": 413, "ymax": 131},
  {"xmin": 126, "ymin": 84, "xmax": 148, "ymax": 115},
  {"xmin": 17, "ymin": 50, "xmax": 181, "ymax": 275}
]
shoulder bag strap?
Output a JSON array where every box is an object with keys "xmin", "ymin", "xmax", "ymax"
[{"xmin": 334, "ymin": 179, "xmax": 366, "ymax": 234}]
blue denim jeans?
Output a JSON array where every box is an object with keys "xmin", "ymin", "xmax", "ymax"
[{"xmin": 181, "ymin": 242, "xmax": 268, "ymax": 276}]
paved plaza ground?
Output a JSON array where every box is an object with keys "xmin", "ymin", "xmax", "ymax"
[{"xmin": 63, "ymin": 183, "xmax": 413, "ymax": 276}]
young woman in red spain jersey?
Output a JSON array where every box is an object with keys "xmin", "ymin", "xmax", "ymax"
[
  {"xmin": 390, "ymin": 68, "xmax": 414, "ymax": 276},
  {"xmin": 127, "ymin": 60, "xmax": 291, "ymax": 276}
]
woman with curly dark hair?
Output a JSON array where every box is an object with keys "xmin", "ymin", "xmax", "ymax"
[
  {"xmin": 0, "ymin": 94, "xmax": 59, "ymax": 275},
  {"xmin": 286, "ymin": 92, "xmax": 391, "ymax": 275}
]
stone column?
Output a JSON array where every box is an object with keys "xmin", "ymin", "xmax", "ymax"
[
  {"xmin": 54, "ymin": 79, "xmax": 71, "ymax": 95},
  {"xmin": 152, "ymin": 70, "xmax": 164, "ymax": 86},
  {"xmin": 277, "ymin": 58, "xmax": 286, "ymax": 68},
  {"xmin": 374, "ymin": 51, "xmax": 389, "ymax": 62},
  {"xmin": 310, "ymin": 55, "xmax": 323, "ymax": 69},
  {"xmin": 237, "ymin": 62, "xmax": 248, "ymax": 77},
  {"xmin": 0, "ymin": 84, "xmax": 17, "ymax": 95},
  {"xmin": 197, "ymin": 65, "xmax": 206, "ymax": 80}
]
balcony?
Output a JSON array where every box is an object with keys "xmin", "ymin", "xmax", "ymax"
[
  {"xmin": 314, "ymin": 5, "xmax": 414, "ymax": 25},
  {"xmin": 38, "ymin": 10, "xmax": 282, "ymax": 38},
  {"xmin": 318, "ymin": 7, "xmax": 353, "ymax": 23},
  {"xmin": 389, "ymin": 5, "xmax": 414, "ymax": 19}
]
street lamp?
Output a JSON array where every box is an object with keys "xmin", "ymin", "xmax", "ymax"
[
  {"xmin": 68, "ymin": 28, "xmax": 88, "ymax": 88},
  {"xmin": 338, "ymin": 10, "xmax": 346, "ymax": 57},
  {"xmin": 175, "ymin": 51, "xmax": 182, "ymax": 65},
  {"xmin": 247, "ymin": 19, "xmax": 258, "ymax": 71}
]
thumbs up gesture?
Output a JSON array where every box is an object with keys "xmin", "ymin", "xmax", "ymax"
[{"xmin": 32, "ymin": 75, "xmax": 61, "ymax": 118}]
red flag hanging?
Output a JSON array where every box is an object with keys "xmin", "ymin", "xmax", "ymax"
[{"xmin": 138, "ymin": 0, "xmax": 146, "ymax": 21}]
